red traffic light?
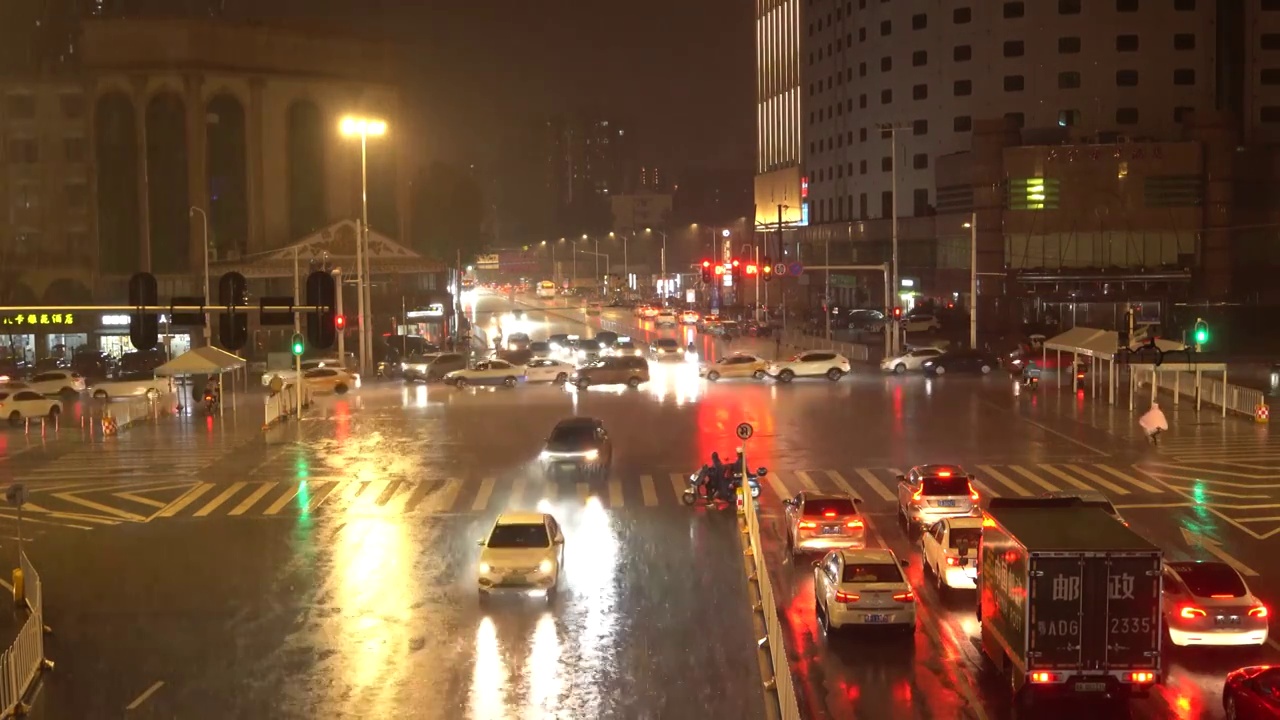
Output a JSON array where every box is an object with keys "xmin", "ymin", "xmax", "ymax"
[
  {"xmin": 334, "ymin": 314, "xmax": 346, "ymax": 330},
  {"xmin": 732, "ymin": 259, "xmax": 740, "ymax": 268},
  {"xmin": 714, "ymin": 265, "xmax": 725, "ymax": 276},
  {"xmin": 892, "ymin": 307, "xmax": 903, "ymax": 319},
  {"xmin": 702, "ymin": 260, "xmax": 711, "ymax": 268},
  {"xmin": 745, "ymin": 264, "xmax": 758, "ymax": 275}
]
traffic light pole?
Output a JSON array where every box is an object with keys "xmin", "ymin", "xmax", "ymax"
[
  {"xmin": 294, "ymin": 247, "xmax": 302, "ymax": 386},
  {"xmin": 335, "ymin": 269, "xmax": 345, "ymax": 366}
]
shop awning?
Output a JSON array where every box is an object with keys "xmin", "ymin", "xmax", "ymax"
[{"xmin": 154, "ymin": 346, "xmax": 247, "ymax": 376}]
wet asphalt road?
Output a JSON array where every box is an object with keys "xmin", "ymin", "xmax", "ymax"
[{"xmin": 0, "ymin": 289, "xmax": 1278, "ymax": 718}]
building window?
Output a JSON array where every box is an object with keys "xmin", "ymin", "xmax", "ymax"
[
  {"xmin": 1174, "ymin": 0, "xmax": 1194, "ymax": 8},
  {"xmin": 1059, "ymin": 36, "xmax": 1081, "ymax": 53},
  {"xmin": 1263, "ymin": 34, "xmax": 1280, "ymax": 50},
  {"xmin": 4, "ymin": 94, "xmax": 36, "ymax": 119},
  {"xmin": 1116, "ymin": 70, "xmax": 1139, "ymax": 86},
  {"xmin": 954, "ymin": 80, "xmax": 973, "ymax": 96},
  {"xmin": 1116, "ymin": 0, "xmax": 1138, "ymax": 11},
  {"xmin": 1004, "ymin": 112, "xmax": 1025, "ymax": 128},
  {"xmin": 859, "ymin": 62, "xmax": 867, "ymax": 77},
  {"xmin": 1262, "ymin": 68, "xmax": 1280, "ymax": 85},
  {"xmin": 1173, "ymin": 106, "xmax": 1193, "ymax": 122},
  {"xmin": 913, "ymin": 119, "xmax": 928, "ymax": 135},
  {"xmin": 913, "ymin": 189, "xmax": 929, "ymax": 216},
  {"xmin": 881, "ymin": 56, "xmax": 892, "ymax": 71},
  {"xmin": 912, "ymin": 13, "xmax": 927, "ymax": 29},
  {"xmin": 1004, "ymin": 40, "xmax": 1025, "ymax": 57},
  {"xmin": 859, "ymin": 27, "xmax": 866, "ymax": 42},
  {"xmin": 65, "ymin": 182, "xmax": 88, "ymax": 209},
  {"xmin": 1116, "ymin": 35, "xmax": 1139, "ymax": 51},
  {"xmin": 881, "ymin": 191, "xmax": 893, "ymax": 218},
  {"xmin": 913, "ymin": 84, "xmax": 928, "ymax": 100},
  {"xmin": 1004, "ymin": 75, "xmax": 1025, "ymax": 92},
  {"xmin": 860, "ymin": 160, "xmax": 868, "ymax": 174},
  {"xmin": 954, "ymin": 45, "xmax": 972, "ymax": 62},
  {"xmin": 1262, "ymin": 107, "xmax": 1280, "ymax": 122},
  {"xmin": 954, "ymin": 115, "xmax": 973, "ymax": 132},
  {"xmin": 860, "ymin": 94, "xmax": 867, "ymax": 108},
  {"xmin": 6, "ymin": 138, "xmax": 38, "ymax": 163},
  {"xmin": 1116, "ymin": 107, "xmax": 1139, "ymax": 124},
  {"xmin": 1173, "ymin": 33, "xmax": 1195, "ymax": 50},
  {"xmin": 912, "ymin": 153, "xmax": 928, "ymax": 170},
  {"xmin": 1173, "ymin": 69, "xmax": 1196, "ymax": 85},
  {"xmin": 860, "ymin": 127, "xmax": 868, "ymax": 141},
  {"xmin": 860, "ymin": 193, "xmax": 868, "ymax": 219},
  {"xmin": 1059, "ymin": 0, "xmax": 1081, "ymax": 13},
  {"xmin": 63, "ymin": 136, "xmax": 85, "ymax": 163},
  {"xmin": 880, "ymin": 20, "xmax": 891, "ymax": 35},
  {"xmin": 1058, "ymin": 109, "xmax": 1081, "ymax": 127},
  {"xmin": 881, "ymin": 156, "xmax": 893, "ymax": 172},
  {"xmin": 912, "ymin": 50, "xmax": 927, "ymax": 66},
  {"xmin": 1058, "ymin": 71, "xmax": 1081, "ymax": 89},
  {"xmin": 881, "ymin": 89, "xmax": 893, "ymax": 104},
  {"xmin": 1003, "ymin": 2, "xmax": 1025, "ymax": 18},
  {"xmin": 953, "ymin": 7, "xmax": 971, "ymax": 23},
  {"xmin": 59, "ymin": 94, "xmax": 85, "ymax": 119}
]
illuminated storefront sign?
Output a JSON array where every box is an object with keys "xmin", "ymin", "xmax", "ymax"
[
  {"xmin": 2, "ymin": 312, "xmax": 77, "ymax": 327},
  {"xmin": 101, "ymin": 313, "xmax": 170, "ymax": 327},
  {"xmin": 406, "ymin": 303, "xmax": 447, "ymax": 319}
]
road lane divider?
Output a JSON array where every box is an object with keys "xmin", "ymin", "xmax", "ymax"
[
  {"xmin": 51, "ymin": 492, "xmax": 147, "ymax": 522},
  {"xmin": 668, "ymin": 473, "xmax": 685, "ymax": 503},
  {"xmin": 304, "ymin": 481, "xmax": 342, "ymax": 513},
  {"xmin": 611, "ymin": 479, "xmax": 626, "ymax": 508},
  {"xmin": 1037, "ymin": 463, "xmax": 1107, "ymax": 493},
  {"xmin": 262, "ymin": 485, "xmax": 300, "ymax": 515},
  {"xmin": 113, "ymin": 491, "xmax": 168, "ymax": 509},
  {"xmin": 1008, "ymin": 464, "xmax": 1060, "ymax": 492}
]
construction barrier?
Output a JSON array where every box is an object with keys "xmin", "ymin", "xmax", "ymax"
[{"xmin": 1257, "ymin": 404, "xmax": 1270, "ymax": 424}]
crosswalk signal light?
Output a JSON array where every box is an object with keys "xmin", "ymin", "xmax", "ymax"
[
  {"xmin": 731, "ymin": 258, "xmax": 742, "ymax": 281},
  {"xmin": 291, "ymin": 333, "xmax": 305, "ymax": 356},
  {"xmin": 892, "ymin": 307, "xmax": 903, "ymax": 320},
  {"xmin": 1193, "ymin": 318, "xmax": 1209, "ymax": 349},
  {"xmin": 334, "ymin": 314, "xmax": 346, "ymax": 331},
  {"xmin": 701, "ymin": 260, "xmax": 712, "ymax": 284}
]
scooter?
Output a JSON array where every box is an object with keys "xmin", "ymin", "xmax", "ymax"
[
  {"xmin": 682, "ymin": 466, "xmax": 765, "ymax": 506},
  {"xmin": 202, "ymin": 390, "xmax": 219, "ymax": 414}
]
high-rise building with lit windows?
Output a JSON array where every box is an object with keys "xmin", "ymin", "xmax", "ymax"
[{"xmin": 753, "ymin": 0, "xmax": 804, "ymax": 229}]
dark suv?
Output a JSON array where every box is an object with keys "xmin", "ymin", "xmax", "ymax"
[
  {"xmin": 572, "ymin": 356, "xmax": 650, "ymax": 389},
  {"xmin": 540, "ymin": 417, "xmax": 613, "ymax": 476}
]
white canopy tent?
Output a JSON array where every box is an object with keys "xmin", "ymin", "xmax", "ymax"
[
  {"xmin": 153, "ymin": 346, "xmax": 247, "ymax": 415},
  {"xmin": 1040, "ymin": 327, "xmax": 1191, "ymax": 405}
]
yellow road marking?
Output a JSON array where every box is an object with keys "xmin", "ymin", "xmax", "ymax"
[
  {"xmin": 228, "ymin": 483, "xmax": 274, "ymax": 516},
  {"xmin": 193, "ymin": 482, "xmax": 246, "ymax": 517}
]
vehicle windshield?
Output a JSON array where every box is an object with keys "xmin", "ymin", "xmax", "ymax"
[
  {"xmin": 921, "ymin": 476, "xmax": 971, "ymax": 495},
  {"xmin": 487, "ymin": 523, "xmax": 550, "ymax": 549},
  {"xmin": 616, "ymin": 342, "xmax": 636, "ymax": 351},
  {"xmin": 949, "ymin": 528, "xmax": 981, "ymax": 549},
  {"xmin": 1173, "ymin": 563, "xmax": 1247, "ymax": 598},
  {"xmin": 549, "ymin": 425, "xmax": 596, "ymax": 446},
  {"xmin": 803, "ymin": 498, "xmax": 858, "ymax": 517},
  {"xmin": 842, "ymin": 563, "xmax": 904, "ymax": 583}
]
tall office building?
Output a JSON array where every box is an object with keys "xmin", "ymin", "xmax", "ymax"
[{"xmin": 546, "ymin": 114, "xmax": 632, "ymax": 235}]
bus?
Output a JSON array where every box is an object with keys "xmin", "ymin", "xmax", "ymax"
[{"xmin": 536, "ymin": 280, "xmax": 558, "ymax": 298}]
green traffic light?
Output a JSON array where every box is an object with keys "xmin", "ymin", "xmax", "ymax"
[{"xmin": 1194, "ymin": 329, "xmax": 1208, "ymax": 344}]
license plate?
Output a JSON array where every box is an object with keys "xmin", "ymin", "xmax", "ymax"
[
  {"xmin": 865, "ymin": 614, "xmax": 890, "ymax": 623},
  {"xmin": 936, "ymin": 499, "xmax": 956, "ymax": 508},
  {"xmin": 506, "ymin": 574, "xmax": 527, "ymax": 584},
  {"xmin": 822, "ymin": 526, "xmax": 841, "ymax": 535},
  {"xmin": 1215, "ymin": 616, "xmax": 1242, "ymax": 626},
  {"xmin": 1073, "ymin": 682, "xmax": 1106, "ymax": 693}
]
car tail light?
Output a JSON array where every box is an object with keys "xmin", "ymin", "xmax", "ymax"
[
  {"xmin": 1250, "ymin": 605, "xmax": 1269, "ymax": 618},
  {"xmin": 798, "ymin": 521, "xmax": 818, "ymax": 529},
  {"xmin": 1179, "ymin": 606, "xmax": 1207, "ymax": 619},
  {"xmin": 1128, "ymin": 671, "xmax": 1156, "ymax": 684},
  {"xmin": 893, "ymin": 590, "xmax": 914, "ymax": 602},
  {"xmin": 845, "ymin": 519, "xmax": 863, "ymax": 529},
  {"xmin": 937, "ymin": 471, "xmax": 952, "ymax": 477},
  {"xmin": 911, "ymin": 488, "xmax": 922, "ymax": 502},
  {"xmin": 823, "ymin": 511, "xmax": 836, "ymax": 518},
  {"xmin": 834, "ymin": 591, "xmax": 858, "ymax": 603},
  {"xmin": 969, "ymin": 484, "xmax": 980, "ymax": 501},
  {"xmin": 1029, "ymin": 671, "xmax": 1056, "ymax": 683},
  {"xmin": 946, "ymin": 557, "xmax": 958, "ymax": 566},
  {"xmin": 1210, "ymin": 594, "xmax": 1237, "ymax": 599}
]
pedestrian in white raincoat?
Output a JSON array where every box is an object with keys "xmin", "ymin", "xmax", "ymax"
[{"xmin": 1138, "ymin": 402, "xmax": 1169, "ymax": 445}]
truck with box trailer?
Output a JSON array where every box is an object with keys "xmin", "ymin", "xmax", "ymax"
[{"xmin": 976, "ymin": 497, "xmax": 1163, "ymax": 710}]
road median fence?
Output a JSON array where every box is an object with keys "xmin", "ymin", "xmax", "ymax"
[
  {"xmin": 779, "ymin": 329, "xmax": 872, "ymax": 363},
  {"xmin": 0, "ymin": 552, "xmax": 52, "ymax": 717},
  {"xmin": 1136, "ymin": 368, "xmax": 1268, "ymax": 419},
  {"xmin": 263, "ymin": 381, "xmax": 312, "ymax": 430},
  {"xmin": 741, "ymin": 487, "xmax": 803, "ymax": 720},
  {"xmin": 80, "ymin": 391, "xmax": 177, "ymax": 439}
]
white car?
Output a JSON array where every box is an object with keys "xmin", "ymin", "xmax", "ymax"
[
  {"xmin": 680, "ymin": 310, "xmax": 700, "ymax": 325},
  {"xmin": 302, "ymin": 367, "xmax": 360, "ymax": 395},
  {"xmin": 768, "ymin": 351, "xmax": 852, "ymax": 382},
  {"xmin": 880, "ymin": 348, "xmax": 944, "ymax": 374},
  {"xmin": 445, "ymin": 359, "xmax": 526, "ymax": 388},
  {"xmin": 1162, "ymin": 561, "xmax": 1269, "ymax": 647},
  {"xmin": 524, "ymin": 358, "xmax": 575, "ymax": 384},
  {"xmin": 477, "ymin": 511, "xmax": 565, "ymax": 601},
  {"xmin": 655, "ymin": 310, "xmax": 678, "ymax": 327},
  {"xmin": 901, "ymin": 314, "xmax": 942, "ymax": 333},
  {"xmin": 919, "ymin": 517, "xmax": 983, "ymax": 592},
  {"xmin": 813, "ymin": 548, "xmax": 915, "ymax": 634},
  {"xmin": 26, "ymin": 370, "xmax": 87, "ymax": 397},
  {"xmin": 0, "ymin": 389, "xmax": 61, "ymax": 425},
  {"xmin": 88, "ymin": 373, "xmax": 172, "ymax": 400}
]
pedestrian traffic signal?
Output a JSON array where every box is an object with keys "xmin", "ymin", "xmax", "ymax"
[
  {"xmin": 305, "ymin": 270, "xmax": 336, "ymax": 349},
  {"xmin": 701, "ymin": 260, "xmax": 712, "ymax": 284},
  {"xmin": 128, "ymin": 272, "xmax": 158, "ymax": 351},
  {"xmin": 1193, "ymin": 318, "xmax": 1209, "ymax": 348},
  {"xmin": 335, "ymin": 314, "xmax": 346, "ymax": 331},
  {"xmin": 892, "ymin": 307, "xmax": 903, "ymax": 320},
  {"xmin": 291, "ymin": 333, "xmax": 305, "ymax": 356}
]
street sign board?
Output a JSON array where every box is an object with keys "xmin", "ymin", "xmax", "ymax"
[
  {"xmin": 736, "ymin": 422, "xmax": 754, "ymax": 440},
  {"xmin": 773, "ymin": 263, "xmax": 788, "ymax": 276},
  {"xmin": 789, "ymin": 262, "xmax": 804, "ymax": 276}
]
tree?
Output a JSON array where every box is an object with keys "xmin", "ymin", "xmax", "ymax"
[{"xmin": 409, "ymin": 161, "xmax": 487, "ymax": 264}]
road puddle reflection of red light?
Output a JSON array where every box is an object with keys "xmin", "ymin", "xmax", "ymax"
[
  {"xmin": 333, "ymin": 401, "xmax": 350, "ymax": 442},
  {"xmin": 1157, "ymin": 675, "xmax": 1208, "ymax": 719},
  {"xmin": 696, "ymin": 386, "xmax": 776, "ymax": 461}
]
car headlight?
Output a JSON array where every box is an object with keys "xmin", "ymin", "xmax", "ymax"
[
  {"xmin": 538, "ymin": 559, "xmax": 554, "ymax": 574},
  {"xmin": 539, "ymin": 451, "xmax": 551, "ymax": 460},
  {"xmin": 479, "ymin": 562, "xmax": 491, "ymax": 574},
  {"xmin": 584, "ymin": 449, "xmax": 599, "ymax": 460},
  {"xmin": 399, "ymin": 362, "xmax": 406, "ymax": 370}
]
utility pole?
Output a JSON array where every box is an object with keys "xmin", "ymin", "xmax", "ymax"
[
  {"xmin": 824, "ymin": 237, "xmax": 832, "ymax": 341},
  {"xmin": 355, "ymin": 219, "xmax": 366, "ymax": 376},
  {"xmin": 968, "ymin": 212, "xmax": 978, "ymax": 349},
  {"xmin": 777, "ymin": 204, "xmax": 785, "ymax": 335},
  {"xmin": 878, "ymin": 122, "xmax": 907, "ymax": 355}
]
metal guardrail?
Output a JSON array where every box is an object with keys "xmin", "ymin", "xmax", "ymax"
[
  {"xmin": 0, "ymin": 552, "xmax": 52, "ymax": 717},
  {"xmin": 1141, "ymin": 370, "xmax": 1268, "ymax": 418},
  {"xmin": 780, "ymin": 329, "xmax": 871, "ymax": 363},
  {"xmin": 743, "ymin": 483, "xmax": 802, "ymax": 719}
]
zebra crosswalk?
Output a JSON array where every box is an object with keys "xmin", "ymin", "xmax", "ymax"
[
  {"xmin": 8, "ymin": 431, "xmax": 251, "ymax": 484},
  {"xmin": 1154, "ymin": 433, "xmax": 1280, "ymax": 465}
]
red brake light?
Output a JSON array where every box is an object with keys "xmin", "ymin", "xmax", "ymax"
[
  {"xmin": 834, "ymin": 591, "xmax": 858, "ymax": 603},
  {"xmin": 1128, "ymin": 671, "xmax": 1156, "ymax": 684},
  {"xmin": 702, "ymin": 260, "xmax": 711, "ymax": 268},
  {"xmin": 946, "ymin": 557, "xmax": 958, "ymax": 566},
  {"xmin": 1077, "ymin": 373, "xmax": 1085, "ymax": 379},
  {"xmin": 1180, "ymin": 606, "xmax": 1207, "ymax": 619},
  {"xmin": 798, "ymin": 521, "xmax": 818, "ymax": 529},
  {"xmin": 1030, "ymin": 671, "xmax": 1055, "ymax": 683},
  {"xmin": 823, "ymin": 511, "xmax": 836, "ymax": 518},
  {"xmin": 1251, "ymin": 605, "xmax": 1269, "ymax": 618},
  {"xmin": 969, "ymin": 483, "xmax": 980, "ymax": 501},
  {"xmin": 937, "ymin": 471, "xmax": 952, "ymax": 477},
  {"xmin": 846, "ymin": 519, "xmax": 864, "ymax": 529},
  {"xmin": 1210, "ymin": 594, "xmax": 1235, "ymax": 599},
  {"xmin": 893, "ymin": 591, "xmax": 914, "ymax": 602}
]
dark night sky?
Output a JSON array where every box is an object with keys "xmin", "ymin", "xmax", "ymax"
[{"xmin": 351, "ymin": 0, "xmax": 754, "ymax": 173}]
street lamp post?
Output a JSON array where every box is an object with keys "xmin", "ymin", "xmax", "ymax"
[
  {"xmin": 188, "ymin": 206, "xmax": 210, "ymax": 345},
  {"xmin": 339, "ymin": 115, "xmax": 387, "ymax": 377},
  {"xmin": 644, "ymin": 228, "xmax": 667, "ymax": 303}
]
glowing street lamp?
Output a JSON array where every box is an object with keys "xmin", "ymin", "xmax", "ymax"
[{"xmin": 338, "ymin": 114, "xmax": 388, "ymax": 376}]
